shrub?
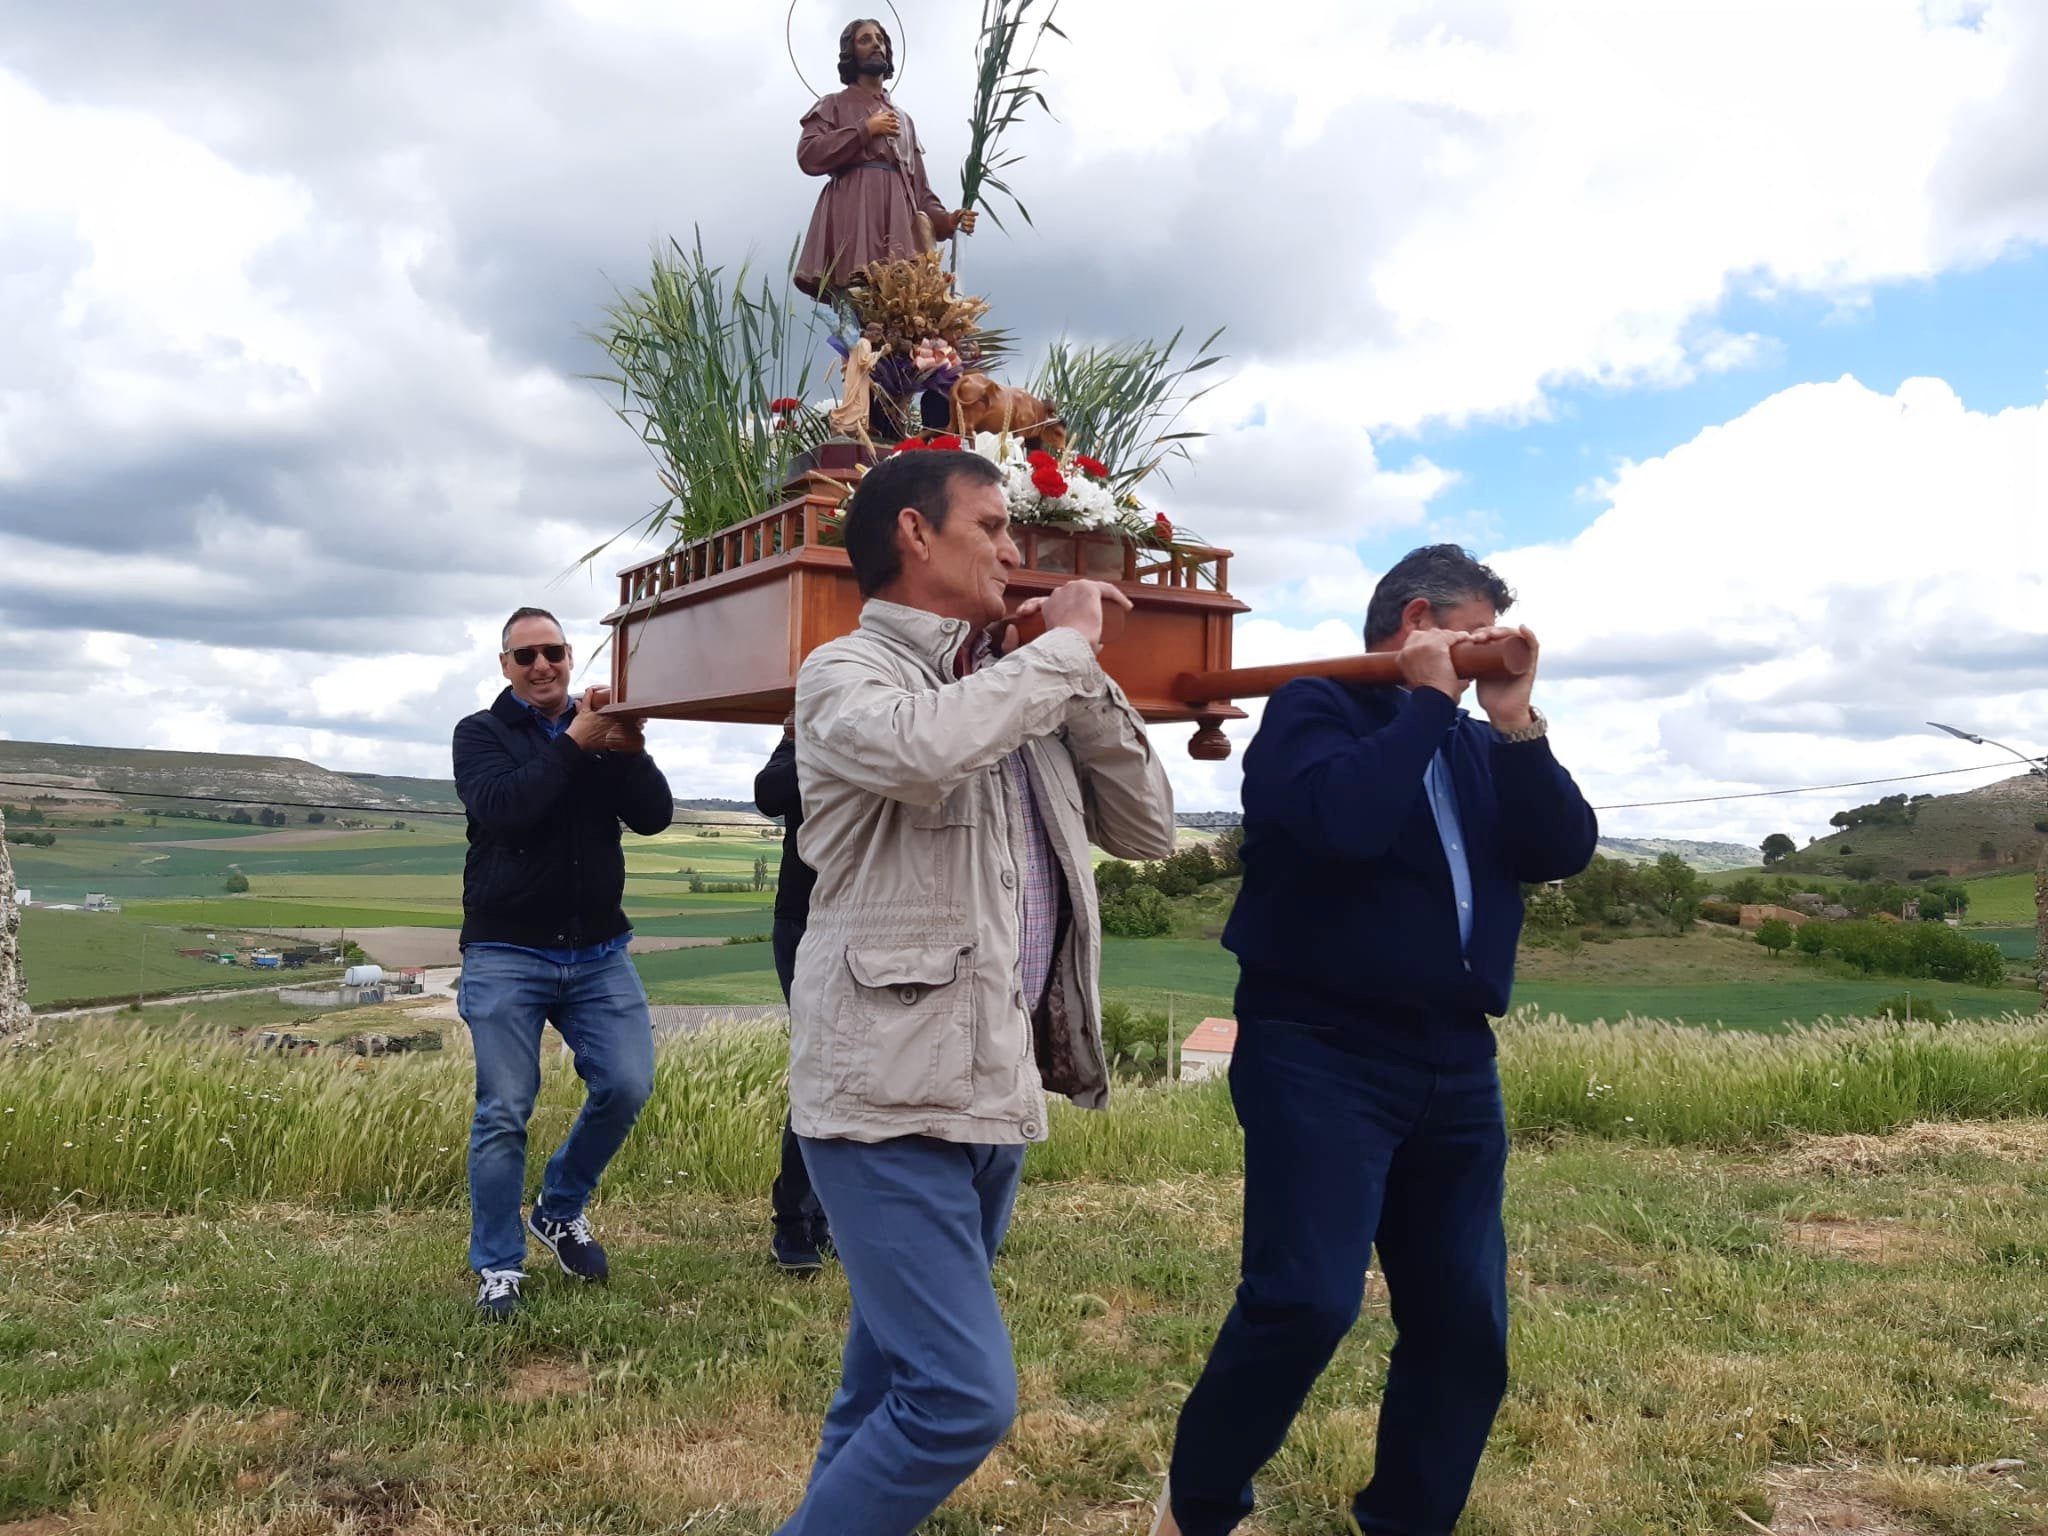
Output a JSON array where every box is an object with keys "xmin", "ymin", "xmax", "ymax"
[
  {"xmin": 1794, "ymin": 923, "xmax": 1828, "ymax": 956},
  {"xmin": 1754, "ymin": 917, "xmax": 1793, "ymax": 955},
  {"xmin": 223, "ymin": 872, "xmax": 250, "ymax": 894},
  {"xmin": 1097, "ymin": 1001, "xmax": 1174, "ymax": 1081},
  {"xmin": 1095, "ymin": 860, "xmax": 1138, "ymax": 898},
  {"xmin": 1101, "ymin": 884, "xmax": 1173, "ymax": 938}
]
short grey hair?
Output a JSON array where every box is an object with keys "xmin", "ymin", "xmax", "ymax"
[
  {"xmin": 1363, "ymin": 544, "xmax": 1515, "ymax": 647},
  {"xmin": 500, "ymin": 605, "xmax": 565, "ymax": 651}
]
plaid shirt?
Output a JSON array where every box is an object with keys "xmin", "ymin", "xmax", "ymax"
[{"xmin": 964, "ymin": 635, "xmax": 1066, "ymax": 1009}]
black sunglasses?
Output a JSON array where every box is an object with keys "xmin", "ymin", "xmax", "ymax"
[{"xmin": 504, "ymin": 644, "xmax": 568, "ymax": 666}]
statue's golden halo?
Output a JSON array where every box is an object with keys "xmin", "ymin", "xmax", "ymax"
[{"xmin": 786, "ymin": 2, "xmax": 910, "ymax": 99}]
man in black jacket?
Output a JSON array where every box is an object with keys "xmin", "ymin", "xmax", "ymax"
[
  {"xmin": 1155, "ymin": 547, "xmax": 1598, "ymax": 1536},
  {"xmin": 754, "ymin": 716, "xmax": 830, "ymax": 1274},
  {"xmin": 453, "ymin": 606, "xmax": 675, "ymax": 1319}
]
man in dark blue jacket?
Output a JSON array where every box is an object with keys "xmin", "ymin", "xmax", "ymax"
[
  {"xmin": 1155, "ymin": 546, "xmax": 1598, "ymax": 1536},
  {"xmin": 453, "ymin": 606, "xmax": 675, "ymax": 1320},
  {"xmin": 754, "ymin": 716, "xmax": 830, "ymax": 1274}
]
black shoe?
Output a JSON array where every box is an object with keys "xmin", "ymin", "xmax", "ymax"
[
  {"xmin": 528, "ymin": 1208, "xmax": 609, "ymax": 1283},
  {"xmin": 475, "ymin": 1268, "xmax": 525, "ymax": 1320},
  {"xmin": 812, "ymin": 1221, "xmax": 835, "ymax": 1261},
  {"xmin": 772, "ymin": 1226, "xmax": 824, "ymax": 1276}
]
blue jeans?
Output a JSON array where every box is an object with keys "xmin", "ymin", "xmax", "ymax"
[
  {"xmin": 458, "ymin": 945, "xmax": 655, "ymax": 1274},
  {"xmin": 776, "ymin": 1135, "xmax": 1026, "ymax": 1536},
  {"xmin": 1169, "ymin": 1019, "xmax": 1510, "ymax": 1536}
]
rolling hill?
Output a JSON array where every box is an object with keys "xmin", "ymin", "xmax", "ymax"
[{"xmin": 1770, "ymin": 773, "xmax": 2046, "ymax": 882}]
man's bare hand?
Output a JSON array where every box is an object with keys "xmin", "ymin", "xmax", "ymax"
[
  {"xmin": 955, "ymin": 209, "xmax": 978, "ymax": 235},
  {"xmin": 864, "ymin": 108, "xmax": 901, "ymax": 139},
  {"xmin": 1040, "ymin": 580, "xmax": 1131, "ymax": 653},
  {"xmin": 565, "ymin": 686, "xmax": 615, "ymax": 750},
  {"xmin": 781, "ymin": 709, "xmax": 797, "ymax": 741},
  {"xmin": 1473, "ymin": 625, "xmax": 1539, "ymax": 731},
  {"xmin": 1397, "ymin": 627, "xmax": 1471, "ymax": 702},
  {"xmin": 606, "ymin": 717, "xmax": 647, "ymax": 754}
]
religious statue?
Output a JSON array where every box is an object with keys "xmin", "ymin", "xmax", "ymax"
[{"xmin": 795, "ymin": 17, "xmax": 978, "ymax": 301}]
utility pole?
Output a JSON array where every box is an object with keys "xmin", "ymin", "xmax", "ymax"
[{"xmin": 1928, "ymin": 724, "xmax": 2048, "ymax": 1011}]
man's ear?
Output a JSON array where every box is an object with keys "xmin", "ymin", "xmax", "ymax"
[
  {"xmin": 896, "ymin": 506, "xmax": 931, "ymax": 566},
  {"xmin": 1401, "ymin": 596, "xmax": 1437, "ymax": 633}
]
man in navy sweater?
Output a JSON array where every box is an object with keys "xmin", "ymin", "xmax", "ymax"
[
  {"xmin": 1154, "ymin": 546, "xmax": 1597, "ymax": 1536},
  {"xmin": 453, "ymin": 607, "xmax": 675, "ymax": 1320}
]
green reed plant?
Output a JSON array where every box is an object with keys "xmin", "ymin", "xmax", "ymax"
[
  {"xmin": 587, "ymin": 234, "xmax": 827, "ymax": 549},
  {"xmin": 1030, "ymin": 327, "xmax": 1227, "ymax": 493}
]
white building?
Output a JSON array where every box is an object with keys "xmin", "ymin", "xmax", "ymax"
[{"xmin": 1180, "ymin": 1017, "xmax": 1238, "ymax": 1082}]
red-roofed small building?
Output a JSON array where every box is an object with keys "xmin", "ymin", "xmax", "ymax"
[{"xmin": 1181, "ymin": 1016, "xmax": 1238, "ymax": 1082}]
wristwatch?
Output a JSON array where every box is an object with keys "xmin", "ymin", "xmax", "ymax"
[{"xmin": 1497, "ymin": 708, "xmax": 1548, "ymax": 745}]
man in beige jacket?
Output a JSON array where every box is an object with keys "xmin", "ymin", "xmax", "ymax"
[{"xmin": 775, "ymin": 448, "xmax": 1177, "ymax": 1535}]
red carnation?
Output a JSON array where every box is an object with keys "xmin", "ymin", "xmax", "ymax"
[
  {"xmin": 1154, "ymin": 512, "xmax": 1174, "ymax": 539},
  {"xmin": 1076, "ymin": 454, "xmax": 1109, "ymax": 478},
  {"xmin": 928, "ymin": 433, "xmax": 963, "ymax": 452},
  {"xmin": 1027, "ymin": 449, "xmax": 1056, "ymax": 470},
  {"xmin": 1031, "ymin": 465, "xmax": 1069, "ymax": 499},
  {"xmin": 893, "ymin": 437, "xmax": 928, "ymax": 453},
  {"xmin": 769, "ymin": 397, "xmax": 801, "ymax": 414}
]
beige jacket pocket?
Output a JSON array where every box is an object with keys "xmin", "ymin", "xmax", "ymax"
[{"xmin": 835, "ymin": 942, "xmax": 978, "ymax": 1112}]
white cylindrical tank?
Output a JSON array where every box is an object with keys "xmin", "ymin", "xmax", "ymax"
[{"xmin": 343, "ymin": 964, "xmax": 385, "ymax": 987}]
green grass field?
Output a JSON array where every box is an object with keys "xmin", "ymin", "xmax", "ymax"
[
  {"xmin": 631, "ymin": 927, "xmax": 2038, "ymax": 1030},
  {"xmin": 15, "ymin": 909, "xmax": 342, "ymax": 1009},
  {"xmin": 1964, "ymin": 870, "xmax": 2039, "ymax": 925},
  {"xmin": 11, "ymin": 1016, "xmax": 2048, "ymax": 1532},
  {"xmin": 1979, "ymin": 925, "xmax": 2041, "ymax": 960},
  {"xmin": 18, "ymin": 804, "xmax": 2039, "ymax": 1028}
]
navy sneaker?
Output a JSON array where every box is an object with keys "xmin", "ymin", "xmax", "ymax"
[
  {"xmin": 812, "ymin": 1220, "xmax": 836, "ymax": 1261},
  {"xmin": 772, "ymin": 1224, "xmax": 824, "ymax": 1276},
  {"xmin": 527, "ymin": 1208, "xmax": 609, "ymax": 1283},
  {"xmin": 475, "ymin": 1268, "xmax": 525, "ymax": 1321}
]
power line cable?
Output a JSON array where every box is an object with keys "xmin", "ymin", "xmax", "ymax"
[
  {"xmin": 0, "ymin": 758, "xmax": 2033, "ymax": 822},
  {"xmin": 1587, "ymin": 760, "xmax": 2030, "ymax": 812}
]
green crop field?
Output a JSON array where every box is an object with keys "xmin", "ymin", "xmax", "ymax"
[
  {"xmin": 1979, "ymin": 926, "xmax": 2040, "ymax": 960},
  {"xmin": 631, "ymin": 929, "xmax": 2040, "ymax": 1032},
  {"xmin": 1965, "ymin": 870, "xmax": 2039, "ymax": 925},
  {"xmin": 122, "ymin": 899, "xmax": 465, "ymax": 930},
  {"xmin": 14, "ymin": 909, "xmax": 342, "ymax": 1009}
]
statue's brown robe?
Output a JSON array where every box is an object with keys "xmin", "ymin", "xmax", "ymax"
[{"xmin": 796, "ymin": 87, "xmax": 959, "ymax": 300}]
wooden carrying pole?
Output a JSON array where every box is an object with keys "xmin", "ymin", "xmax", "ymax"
[
  {"xmin": 1173, "ymin": 634, "xmax": 1532, "ymax": 707},
  {"xmin": 1172, "ymin": 635, "xmax": 1533, "ymax": 759}
]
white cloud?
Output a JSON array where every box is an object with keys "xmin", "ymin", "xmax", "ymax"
[
  {"xmin": 1155, "ymin": 373, "xmax": 2047, "ymax": 840},
  {"xmin": 1483, "ymin": 374, "xmax": 2048, "ymax": 843}
]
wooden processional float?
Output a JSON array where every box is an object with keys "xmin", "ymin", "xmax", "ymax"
[{"xmin": 601, "ymin": 460, "xmax": 1531, "ymax": 761}]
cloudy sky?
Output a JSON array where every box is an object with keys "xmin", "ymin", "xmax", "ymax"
[{"xmin": 3, "ymin": 0, "xmax": 2044, "ymax": 846}]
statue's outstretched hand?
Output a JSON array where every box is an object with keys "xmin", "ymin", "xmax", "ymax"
[{"xmin": 955, "ymin": 209, "xmax": 978, "ymax": 235}]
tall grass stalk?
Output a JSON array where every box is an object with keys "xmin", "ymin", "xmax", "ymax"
[
  {"xmin": 5, "ymin": 1010, "xmax": 2047, "ymax": 1217},
  {"xmin": 1031, "ymin": 327, "xmax": 1227, "ymax": 493},
  {"xmin": 586, "ymin": 234, "xmax": 825, "ymax": 550},
  {"xmin": 955, "ymin": 0, "xmax": 1065, "ymax": 258}
]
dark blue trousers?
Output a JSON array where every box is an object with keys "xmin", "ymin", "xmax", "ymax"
[
  {"xmin": 1169, "ymin": 1018, "xmax": 1510, "ymax": 1536},
  {"xmin": 770, "ymin": 916, "xmax": 825, "ymax": 1239}
]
